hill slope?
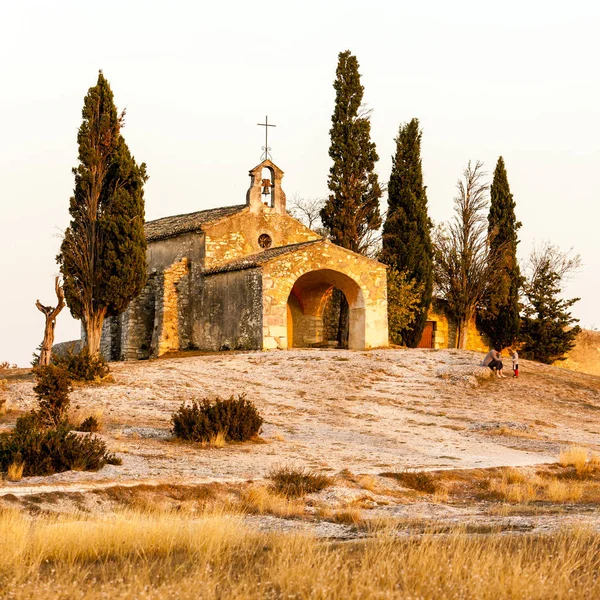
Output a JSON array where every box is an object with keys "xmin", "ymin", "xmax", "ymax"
[{"xmin": 2, "ymin": 348, "xmax": 600, "ymax": 491}]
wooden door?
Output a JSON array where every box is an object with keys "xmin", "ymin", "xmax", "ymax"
[{"xmin": 417, "ymin": 321, "xmax": 435, "ymax": 348}]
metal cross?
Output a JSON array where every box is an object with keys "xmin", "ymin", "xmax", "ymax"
[{"xmin": 257, "ymin": 115, "xmax": 276, "ymax": 161}]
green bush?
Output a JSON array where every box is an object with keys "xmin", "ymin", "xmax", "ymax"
[
  {"xmin": 171, "ymin": 394, "xmax": 263, "ymax": 443},
  {"xmin": 33, "ymin": 365, "xmax": 72, "ymax": 426},
  {"xmin": 77, "ymin": 415, "xmax": 100, "ymax": 433},
  {"xmin": 0, "ymin": 416, "xmax": 120, "ymax": 477},
  {"xmin": 0, "ymin": 364, "xmax": 120, "ymax": 478},
  {"xmin": 268, "ymin": 465, "xmax": 332, "ymax": 498},
  {"xmin": 52, "ymin": 348, "xmax": 110, "ymax": 382}
]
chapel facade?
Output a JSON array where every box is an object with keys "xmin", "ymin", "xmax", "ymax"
[{"xmin": 99, "ymin": 159, "xmax": 389, "ymax": 360}]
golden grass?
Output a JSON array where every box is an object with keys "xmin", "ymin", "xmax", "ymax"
[
  {"xmin": 332, "ymin": 508, "xmax": 362, "ymax": 525},
  {"xmin": 7, "ymin": 461, "xmax": 24, "ymax": 482},
  {"xmin": 208, "ymin": 430, "xmax": 226, "ymax": 448},
  {"xmin": 240, "ymin": 484, "xmax": 306, "ymax": 518},
  {"xmin": 546, "ymin": 479, "xmax": 584, "ymax": 503},
  {"xmin": 1, "ymin": 509, "xmax": 600, "ymax": 598},
  {"xmin": 560, "ymin": 446, "xmax": 592, "ymax": 476},
  {"xmin": 356, "ymin": 474, "xmax": 377, "ymax": 492},
  {"xmin": 490, "ymin": 472, "xmax": 541, "ymax": 504}
]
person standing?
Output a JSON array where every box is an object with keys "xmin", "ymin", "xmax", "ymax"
[{"xmin": 509, "ymin": 348, "xmax": 519, "ymax": 378}]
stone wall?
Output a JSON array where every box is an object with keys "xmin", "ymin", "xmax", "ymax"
[
  {"xmin": 203, "ymin": 208, "xmax": 320, "ymax": 269},
  {"xmin": 147, "ymin": 232, "xmax": 204, "ymax": 271},
  {"xmin": 119, "ymin": 274, "xmax": 157, "ymax": 360},
  {"xmin": 100, "ymin": 316, "xmax": 121, "ymax": 361},
  {"xmin": 151, "ymin": 258, "xmax": 190, "ymax": 357},
  {"xmin": 260, "ymin": 241, "xmax": 388, "ymax": 351},
  {"xmin": 427, "ymin": 306, "xmax": 490, "ymax": 352},
  {"xmin": 191, "ymin": 268, "xmax": 263, "ymax": 351}
]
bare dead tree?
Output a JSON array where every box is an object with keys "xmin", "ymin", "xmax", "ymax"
[
  {"xmin": 434, "ymin": 161, "xmax": 506, "ymax": 349},
  {"xmin": 288, "ymin": 194, "xmax": 327, "ymax": 234},
  {"xmin": 527, "ymin": 240, "xmax": 582, "ymax": 285},
  {"xmin": 36, "ymin": 277, "xmax": 66, "ymax": 366}
]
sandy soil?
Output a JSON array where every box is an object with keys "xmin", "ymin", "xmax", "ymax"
[{"xmin": 2, "ymin": 348, "xmax": 599, "ymax": 495}]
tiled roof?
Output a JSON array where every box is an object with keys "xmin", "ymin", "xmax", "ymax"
[
  {"xmin": 202, "ymin": 240, "xmax": 324, "ymax": 275},
  {"xmin": 145, "ymin": 205, "xmax": 246, "ymax": 242}
]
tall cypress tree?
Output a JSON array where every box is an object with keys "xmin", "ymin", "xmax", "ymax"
[
  {"xmin": 380, "ymin": 119, "xmax": 433, "ymax": 347},
  {"xmin": 320, "ymin": 50, "xmax": 382, "ymax": 348},
  {"xmin": 58, "ymin": 71, "xmax": 148, "ymax": 357},
  {"xmin": 478, "ymin": 156, "xmax": 521, "ymax": 348},
  {"xmin": 321, "ymin": 50, "xmax": 382, "ymax": 254}
]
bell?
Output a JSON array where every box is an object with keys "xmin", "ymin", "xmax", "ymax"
[{"xmin": 261, "ymin": 178, "xmax": 271, "ymax": 196}]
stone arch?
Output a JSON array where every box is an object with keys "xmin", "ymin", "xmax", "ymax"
[{"xmin": 285, "ymin": 269, "xmax": 366, "ymax": 350}]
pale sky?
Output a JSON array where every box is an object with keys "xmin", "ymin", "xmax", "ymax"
[{"xmin": 1, "ymin": 0, "xmax": 599, "ymax": 366}]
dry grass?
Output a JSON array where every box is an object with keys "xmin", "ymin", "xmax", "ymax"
[
  {"xmin": 7, "ymin": 461, "xmax": 24, "ymax": 482},
  {"xmin": 489, "ymin": 472, "xmax": 542, "ymax": 504},
  {"xmin": 546, "ymin": 479, "xmax": 584, "ymax": 503},
  {"xmin": 240, "ymin": 485, "xmax": 306, "ymax": 518},
  {"xmin": 1, "ymin": 509, "xmax": 600, "ymax": 598},
  {"xmin": 268, "ymin": 465, "xmax": 332, "ymax": 498},
  {"xmin": 560, "ymin": 446, "xmax": 592, "ymax": 477},
  {"xmin": 208, "ymin": 430, "xmax": 226, "ymax": 448},
  {"xmin": 332, "ymin": 508, "xmax": 362, "ymax": 525},
  {"xmin": 483, "ymin": 426, "xmax": 539, "ymax": 439},
  {"xmin": 356, "ymin": 474, "xmax": 377, "ymax": 492},
  {"xmin": 382, "ymin": 469, "xmax": 439, "ymax": 494}
]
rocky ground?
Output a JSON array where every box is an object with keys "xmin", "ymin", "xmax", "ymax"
[{"xmin": 2, "ymin": 348, "xmax": 600, "ymax": 536}]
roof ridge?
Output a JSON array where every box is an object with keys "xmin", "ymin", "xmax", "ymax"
[
  {"xmin": 145, "ymin": 204, "xmax": 246, "ymax": 226},
  {"xmin": 145, "ymin": 204, "xmax": 247, "ymax": 242}
]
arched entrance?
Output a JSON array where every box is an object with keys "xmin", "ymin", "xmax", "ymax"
[{"xmin": 286, "ymin": 269, "xmax": 366, "ymax": 350}]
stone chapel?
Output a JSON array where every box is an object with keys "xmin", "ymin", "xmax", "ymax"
[{"xmin": 99, "ymin": 159, "xmax": 389, "ymax": 360}]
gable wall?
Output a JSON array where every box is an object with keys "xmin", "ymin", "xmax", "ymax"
[
  {"xmin": 202, "ymin": 209, "xmax": 320, "ymax": 269},
  {"xmin": 147, "ymin": 231, "xmax": 204, "ymax": 272},
  {"xmin": 260, "ymin": 242, "xmax": 388, "ymax": 350}
]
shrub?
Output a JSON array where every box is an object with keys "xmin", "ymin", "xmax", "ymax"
[
  {"xmin": 52, "ymin": 348, "xmax": 110, "ymax": 382},
  {"xmin": 171, "ymin": 394, "xmax": 263, "ymax": 443},
  {"xmin": 33, "ymin": 365, "xmax": 72, "ymax": 426},
  {"xmin": 0, "ymin": 367, "xmax": 120, "ymax": 478},
  {"xmin": 382, "ymin": 469, "xmax": 438, "ymax": 494},
  {"xmin": 77, "ymin": 415, "xmax": 101, "ymax": 433},
  {"xmin": 0, "ymin": 417, "xmax": 121, "ymax": 477},
  {"xmin": 0, "ymin": 379, "xmax": 7, "ymax": 414},
  {"xmin": 268, "ymin": 465, "xmax": 332, "ymax": 498}
]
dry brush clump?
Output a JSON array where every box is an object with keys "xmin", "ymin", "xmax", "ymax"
[
  {"xmin": 268, "ymin": 465, "xmax": 332, "ymax": 498},
  {"xmin": 0, "ymin": 379, "xmax": 7, "ymax": 415},
  {"xmin": 240, "ymin": 485, "xmax": 306, "ymax": 518},
  {"xmin": 559, "ymin": 446, "xmax": 596, "ymax": 478},
  {"xmin": 171, "ymin": 394, "xmax": 263, "ymax": 444},
  {"xmin": 381, "ymin": 469, "xmax": 439, "ymax": 494},
  {"xmin": 2, "ymin": 509, "xmax": 600, "ymax": 598}
]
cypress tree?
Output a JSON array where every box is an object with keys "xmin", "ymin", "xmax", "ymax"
[
  {"xmin": 380, "ymin": 119, "xmax": 433, "ymax": 346},
  {"xmin": 321, "ymin": 50, "xmax": 382, "ymax": 254},
  {"xmin": 58, "ymin": 72, "xmax": 148, "ymax": 357},
  {"xmin": 320, "ymin": 50, "xmax": 382, "ymax": 347},
  {"xmin": 478, "ymin": 156, "xmax": 522, "ymax": 348}
]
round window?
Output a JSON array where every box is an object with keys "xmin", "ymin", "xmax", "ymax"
[{"xmin": 258, "ymin": 234, "xmax": 272, "ymax": 249}]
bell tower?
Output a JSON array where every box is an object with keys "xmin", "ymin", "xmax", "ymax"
[{"xmin": 246, "ymin": 159, "xmax": 286, "ymax": 214}]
